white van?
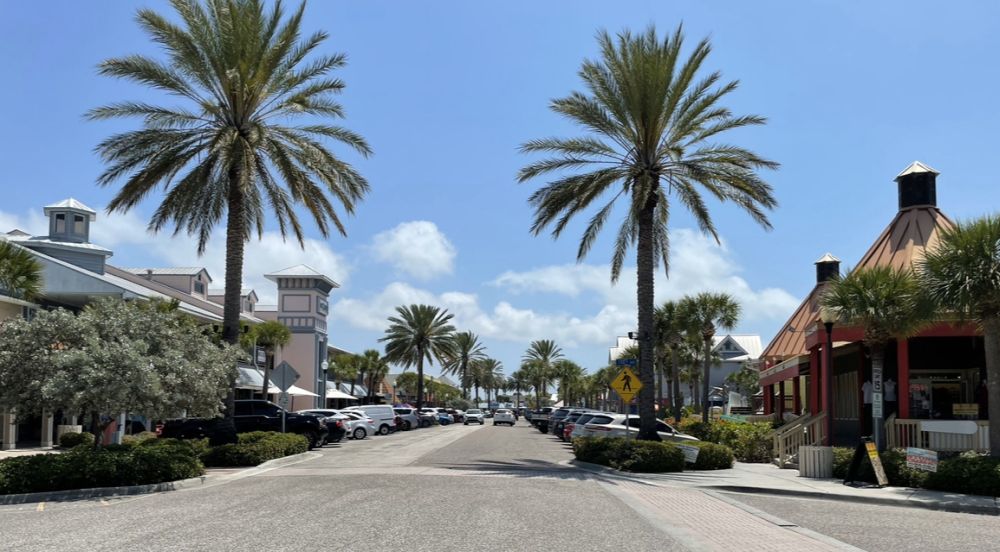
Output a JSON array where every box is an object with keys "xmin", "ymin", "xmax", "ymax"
[{"xmin": 346, "ymin": 405, "xmax": 396, "ymax": 435}]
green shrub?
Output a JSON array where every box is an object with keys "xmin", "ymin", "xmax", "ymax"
[
  {"xmin": 572, "ymin": 437, "xmax": 615, "ymax": 466},
  {"xmin": 141, "ymin": 437, "xmax": 210, "ymax": 457},
  {"xmin": 833, "ymin": 447, "xmax": 930, "ymax": 488},
  {"xmin": 925, "ymin": 453, "xmax": 1000, "ymax": 496},
  {"xmin": 122, "ymin": 431, "xmax": 159, "ymax": 446},
  {"xmin": 677, "ymin": 418, "xmax": 714, "ymax": 441},
  {"xmin": 0, "ymin": 445, "xmax": 204, "ymax": 495},
  {"xmin": 687, "ymin": 441, "xmax": 734, "ymax": 470},
  {"xmin": 707, "ymin": 421, "xmax": 773, "ymax": 463},
  {"xmin": 611, "ymin": 440, "xmax": 685, "ymax": 473},
  {"xmin": 58, "ymin": 431, "xmax": 95, "ymax": 449},
  {"xmin": 201, "ymin": 432, "xmax": 308, "ymax": 467}
]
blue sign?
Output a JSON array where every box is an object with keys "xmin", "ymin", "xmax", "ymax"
[{"xmin": 615, "ymin": 358, "xmax": 637, "ymax": 366}]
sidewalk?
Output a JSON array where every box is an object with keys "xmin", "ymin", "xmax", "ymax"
[{"xmin": 608, "ymin": 461, "xmax": 1000, "ymax": 515}]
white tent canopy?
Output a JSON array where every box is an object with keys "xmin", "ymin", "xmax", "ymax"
[
  {"xmin": 326, "ymin": 387, "xmax": 358, "ymax": 400},
  {"xmin": 237, "ymin": 366, "xmax": 318, "ymax": 397}
]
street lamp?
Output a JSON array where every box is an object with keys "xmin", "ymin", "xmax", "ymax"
[{"xmin": 819, "ymin": 307, "xmax": 836, "ymax": 446}]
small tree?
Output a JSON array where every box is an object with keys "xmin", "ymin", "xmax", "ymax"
[
  {"xmin": 0, "ymin": 298, "xmax": 239, "ymax": 448},
  {"xmin": 0, "ymin": 241, "xmax": 43, "ymax": 301},
  {"xmin": 680, "ymin": 292, "xmax": 741, "ymax": 423},
  {"xmin": 726, "ymin": 360, "xmax": 761, "ymax": 398},
  {"xmin": 243, "ymin": 320, "xmax": 291, "ymax": 397}
]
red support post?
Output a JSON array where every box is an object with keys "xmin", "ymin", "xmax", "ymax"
[
  {"xmin": 793, "ymin": 377, "xmax": 801, "ymax": 415},
  {"xmin": 809, "ymin": 347, "xmax": 821, "ymax": 415},
  {"xmin": 763, "ymin": 384, "xmax": 773, "ymax": 415},
  {"xmin": 898, "ymin": 338, "xmax": 910, "ymax": 419},
  {"xmin": 777, "ymin": 381, "xmax": 786, "ymax": 417}
]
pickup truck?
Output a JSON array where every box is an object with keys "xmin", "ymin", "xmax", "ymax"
[
  {"xmin": 530, "ymin": 407, "xmax": 555, "ymax": 433},
  {"xmin": 158, "ymin": 399, "xmax": 329, "ymax": 449}
]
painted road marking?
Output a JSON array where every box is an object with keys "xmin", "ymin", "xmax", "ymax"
[{"xmin": 35, "ymin": 502, "xmax": 44, "ymax": 512}]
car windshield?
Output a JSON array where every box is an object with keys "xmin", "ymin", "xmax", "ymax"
[{"xmin": 467, "ymin": 409, "xmax": 481, "ymax": 414}]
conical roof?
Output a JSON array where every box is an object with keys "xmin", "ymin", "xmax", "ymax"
[
  {"xmin": 44, "ymin": 198, "xmax": 97, "ymax": 220},
  {"xmin": 854, "ymin": 206, "xmax": 953, "ymax": 271}
]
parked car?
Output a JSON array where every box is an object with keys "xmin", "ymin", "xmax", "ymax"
[
  {"xmin": 567, "ymin": 411, "xmax": 609, "ymax": 441},
  {"xmin": 493, "ymin": 409, "xmax": 516, "ymax": 426},
  {"xmin": 393, "ymin": 408, "xmax": 421, "ymax": 430},
  {"xmin": 464, "ymin": 409, "xmax": 485, "ymax": 425},
  {"xmin": 558, "ymin": 410, "xmax": 591, "ymax": 441},
  {"xmin": 339, "ymin": 410, "xmax": 378, "ymax": 440},
  {"xmin": 581, "ymin": 414, "xmax": 699, "ymax": 443},
  {"xmin": 437, "ymin": 412, "xmax": 453, "ymax": 425},
  {"xmin": 547, "ymin": 408, "xmax": 578, "ymax": 436},
  {"xmin": 446, "ymin": 409, "xmax": 465, "ymax": 423},
  {"xmin": 160, "ymin": 400, "xmax": 328, "ymax": 449},
  {"xmin": 417, "ymin": 409, "xmax": 438, "ymax": 428},
  {"xmin": 295, "ymin": 409, "xmax": 351, "ymax": 444},
  {"xmin": 345, "ymin": 405, "xmax": 397, "ymax": 435},
  {"xmin": 530, "ymin": 407, "xmax": 556, "ymax": 433}
]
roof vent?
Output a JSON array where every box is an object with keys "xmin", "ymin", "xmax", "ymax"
[
  {"xmin": 815, "ymin": 253, "xmax": 841, "ymax": 284},
  {"xmin": 895, "ymin": 161, "xmax": 938, "ymax": 211}
]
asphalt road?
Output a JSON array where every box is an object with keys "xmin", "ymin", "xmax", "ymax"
[
  {"xmin": 0, "ymin": 421, "xmax": 679, "ymax": 552},
  {"xmin": 733, "ymin": 493, "xmax": 1000, "ymax": 552}
]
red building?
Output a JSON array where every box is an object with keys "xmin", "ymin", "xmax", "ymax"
[{"xmin": 759, "ymin": 162, "xmax": 989, "ymax": 462}]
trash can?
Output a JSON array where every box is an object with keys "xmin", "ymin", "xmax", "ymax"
[{"xmin": 799, "ymin": 445, "xmax": 833, "ymax": 478}]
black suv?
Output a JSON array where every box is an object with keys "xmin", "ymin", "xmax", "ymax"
[{"xmin": 160, "ymin": 400, "xmax": 329, "ymax": 449}]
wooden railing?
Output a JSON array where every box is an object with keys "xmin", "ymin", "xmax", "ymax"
[
  {"xmin": 746, "ymin": 412, "xmax": 778, "ymax": 424},
  {"xmin": 885, "ymin": 415, "xmax": 990, "ymax": 452},
  {"xmin": 772, "ymin": 412, "xmax": 826, "ymax": 468}
]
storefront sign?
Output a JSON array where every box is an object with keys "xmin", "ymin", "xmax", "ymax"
[
  {"xmin": 678, "ymin": 444, "xmax": 700, "ymax": 464},
  {"xmin": 905, "ymin": 447, "xmax": 938, "ymax": 472},
  {"xmin": 953, "ymin": 403, "xmax": 978, "ymax": 418},
  {"xmin": 872, "ymin": 392, "xmax": 883, "ymax": 418}
]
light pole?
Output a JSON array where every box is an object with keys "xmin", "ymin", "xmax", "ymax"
[{"xmin": 819, "ymin": 308, "xmax": 836, "ymax": 446}]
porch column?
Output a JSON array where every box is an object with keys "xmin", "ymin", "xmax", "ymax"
[
  {"xmin": 793, "ymin": 377, "xmax": 802, "ymax": 414},
  {"xmin": 1, "ymin": 409, "xmax": 16, "ymax": 450},
  {"xmin": 777, "ymin": 381, "xmax": 786, "ymax": 418},
  {"xmin": 898, "ymin": 338, "xmax": 910, "ymax": 419},
  {"xmin": 809, "ymin": 347, "xmax": 821, "ymax": 415},
  {"xmin": 40, "ymin": 410, "xmax": 54, "ymax": 448},
  {"xmin": 763, "ymin": 384, "xmax": 773, "ymax": 414}
]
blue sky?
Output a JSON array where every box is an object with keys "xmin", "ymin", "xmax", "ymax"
[{"xmin": 3, "ymin": 1, "xmax": 1000, "ymax": 377}]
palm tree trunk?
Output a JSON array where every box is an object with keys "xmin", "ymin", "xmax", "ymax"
[
  {"xmin": 217, "ymin": 174, "xmax": 245, "ymax": 444},
  {"xmin": 702, "ymin": 337, "xmax": 712, "ymax": 423},
  {"xmin": 636, "ymin": 194, "xmax": 658, "ymax": 440},
  {"xmin": 261, "ymin": 350, "xmax": 273, "ymax": 398},
  {"xmin": 671, "ymin": 347, "xmax": 682, "ymax": 422},
  {"xmin": 984, "ymin": 317, "xmax": 1000, "ymax": 457},
  {"xmin": 416, "ymin": 347, "xmax": 425, "ymax": 411},
  {"xmin": 657, "ymin": 361, "xmax": 664, "ymax": 418}
]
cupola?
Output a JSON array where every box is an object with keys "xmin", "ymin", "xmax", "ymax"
[
  {"xmin": 43, "ymin": 198, "xmax": 96, "ymax": 244},
  {"xmin": 895, "ymin": 161, "xmax": 938, "ymax": 211}
]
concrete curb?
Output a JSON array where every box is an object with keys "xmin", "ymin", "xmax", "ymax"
[
  {"xmin": 0, "ymin": 451, "xmax": 320, "ymax": 506},
  {"xmin": 567, "ymin": 459, "xmax": 1000, "ymax": 516}
]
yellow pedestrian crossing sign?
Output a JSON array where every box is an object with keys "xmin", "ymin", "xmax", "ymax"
[{"xmin": 611, "ymin": 366, "xmax": 642, "ymax": 402}]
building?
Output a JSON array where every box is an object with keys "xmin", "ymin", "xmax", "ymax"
[
  {"xmin": 0, "ymin": 199, "xmax": 341, "ymax": 449},
  {"xmin": 759, "ymin": 162, "xmax": 989, "ymax": 460}
]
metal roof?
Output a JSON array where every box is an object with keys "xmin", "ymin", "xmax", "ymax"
[
  {"xmin": 895, "ymin": 160, "xmax": 939, "ymax": 180},
  {"xmin": 44, "ymin": 198, "xmax": 97, "ymax": 219},
  {"xmin": 123, "ymin": 267, "xmax": 211, "ymax": 277},
  {"xmin": 854, "ymin": 206, "xmax": 953, "ymax": 272},
  {"xmin": 814, "ymin": 253, "xmax": 840, "ymax": 264},
  {"xmin": 264, "ymin": 264, "xmax": 339, "ymax": 288}
]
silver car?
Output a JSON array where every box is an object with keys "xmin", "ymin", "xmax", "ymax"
[
  {"xmin": 582, "ymin": 414, "xmax": 699, "ymax": 443},
  {"xmin": 493, "ymin": 409, "xmax": 516, "ymax": 426},
  {"xmin": 464, "ymin": 409, "xmax": 485, "ymax": 425},
  {"xmin": 340, "ymin": 410, "xmax": 377, "ymax": 440}
]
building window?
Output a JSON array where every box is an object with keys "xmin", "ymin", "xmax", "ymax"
[
  {"xmin": 194, "ymin": 281, "xmax": 205, "ymax": 294},
  {"xmin": 73, "ymin": 215, "xmax": 85, "ymax": 234},
  {"xmin": 55, "ymin": 213, "xmax": 65, "ymax": 233}
]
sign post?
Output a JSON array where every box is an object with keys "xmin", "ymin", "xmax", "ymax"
[
  {"xmin": 611, "ymin": 363, "xmax": 642, "ymax": 439},
  {"xmin": 271, "ymin": 362, "xmax": 300, "ymax": 433}
]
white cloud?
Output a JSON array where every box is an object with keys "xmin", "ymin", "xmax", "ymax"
[
  {"xmin": 370, "ymin": 221, "xmax": 456, "ymax": 280},
  {"xmin": 2, "ymin": 207, "xmax": 350, "ymax": 306}
]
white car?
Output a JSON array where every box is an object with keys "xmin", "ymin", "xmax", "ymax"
[
  {"xmin": 464, "ymin": 409, "xmax": 485, "ymax": 425},
  {"xmin": 340, "ymin": 410, "xmax": 377, "ymax": 440},
  {"xmin": 568, "ymin": 411, "xmax": 611, "ymax": 440},
  {"xmin": 345, "ymin": 405, "xmax": 396, "ymax": 435},
  {"xmin": 581, "ymin": 414, "xmax": 699, "ymax": 443},
  {"xmin": 493, "ymin": 409, "xmax": 516, "ymax": 426}
]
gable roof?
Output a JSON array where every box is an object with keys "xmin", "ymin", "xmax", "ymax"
[
  {"xmin": 713, "ymin": 334, "xmax": 763, "ymax": 358},
  {"xmin": 44, "ymin": 198, "xmax": 96, "ymax": 219},
  {"xmin": 123, "ymin": 267, "xmax": 212, "ymax": 278},
  {"xmin": 264, "ymin": 264, "xmax": 339, "ymax": 288}
]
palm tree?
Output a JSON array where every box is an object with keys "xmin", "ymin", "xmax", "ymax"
[
  {"xmin": 332, "ymin": 353, "xmax": 360, "ymax": 397},
  {"xmin": 89, "ymin": 0, "xmax": 371, "ymax": 357},
  {"xmin": 679, "ymin": 292, "xmax": 740, "ymax": 422},
  {"xmin": 360, "ymin": 349, "xmax": 389, "ymax": 404},
  {"xmin": 0, "ymin": 241, "xmax": 43, "ymax": 301},
  {"xmin": 552, "ymin": 359, "xmax": 585, "ymax": 406},
  {"xmin": 380, "ymin": 304, "xmax": 456, "ymax": 410},
  {"xmin": 509, "ymin": 369, "xmax": 530, "ymax": 408},
  {"xmin": 442, "ymin": 331, "xmax": 486, "ymax": 400},
  {"xmin": 518, "ymin": 25, "xmax": 777, "ymax": 440},
  {"xmin": 242, "ymin": 320, "xmax": 291, "ymax": 397},
  {"xmin": 920, "ymin": 215, "xmax": 1000, "ymax": 456},
  {"xmin": 478, "ymin": 358, "xmax": 504, "ymax": 408},
  {"xmin": 822, "ymin": 265, "xmax": 935, "ymax": 451},
  {"xmin": 523, "ymin": 339, "xmax": 563, "ymax": 405},
  {"xmin": 595, "ymin": 365, "xmax": 618, "ymax": 411},
  {"xmin": 655, "ymin": 300, "xmax": 690, "ymax": 422}
]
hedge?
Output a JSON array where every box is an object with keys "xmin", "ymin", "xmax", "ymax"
[
  {"xmin": 832, "ymin": 447, "xmax": 1000, "ymax": 496},
  {"xmin": 200, "ymin": 431, "xmax": 308, "ymax": 467},
  {"xmin": 0, "ymin": 444, "xmax": 203, "ymax": 495},
  {"xmin": 687, "ymin": 441, "xmax": 735, "ymax": 470},
  {"xmin": 572, "ymin": 437, "xmax": 685, "ymax": 473},
  {"xmin": 675, "ymin": 418, "xmax": 772, "ymax": 463},
  {"xmin": 58, "ymin": 431, "xmax": 95, "ymax": 449}
]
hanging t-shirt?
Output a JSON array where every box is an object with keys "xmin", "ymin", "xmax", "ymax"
[
  {"xmin": 862, "ymin": 381, "xmax": 873, "ymax": 404},
  {"xmin": 884, "ymin": 379, "xmax": 897, "ymax": 401}
]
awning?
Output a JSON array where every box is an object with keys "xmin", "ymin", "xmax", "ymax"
[
  {"xmin": 326, "ymin": 388, "xmax": 358, "ymax": 400},
  {"xmin": 237, "ymin": 366, "xmax": 318, "ymax": 397}
]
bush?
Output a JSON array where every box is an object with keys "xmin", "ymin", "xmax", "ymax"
[
  {"xmin": 58, "ymin": 431, "xmax": 95, "ymax": 449},
  {"xmin": 0, "ymin": 445, "xmax": 204, "ymax": 495},
  {"xmin": 676, "ymin": 418, "xmax": 714, "ymax": 441},
  {"xmin": 122, "ymin": 431, "xmax": 159, "ymax": 446},
  {"xmin": 687, "ymin": 441, "xmax": 734, "ymax": 470},
  {"xmin": 142, "ymin": 437, "xmax": 210, "ymax": 457},
  {"xmin": 708, "ymin": 421, "xmax": 773, "ymax": 463},
  {"xmin": 572, "ymin": 437, "xmax": 684, "ymax": 473},
  {"xmin": 201, "ymin": 432, "xmax": 308, "ymax": 467},
  {"xmin": 572, "ymin": 437, "xmax": 615, "ymax": 466},
  {"xmin": 925, "ymin": 453, "xmax": 1000, "ymax": 496}
]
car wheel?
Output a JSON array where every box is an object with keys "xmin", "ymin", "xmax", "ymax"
[
  {"xmin": 403, "ymin": 420, "xmax": 412, "ymax": 431},
  {"xmin": 353, "ymin": 427, "xmax": 367, "ymax": 440},
  {"xmin": 303, "ymin": 430, "xmax": 318, "ymax": 450},
  {"xmin": 493, "ymin": 422, "xmax": 497, "ymax": 426},
  {"xmin": 464, "ymin": 421, "xmax": 468, "ymax": 425},
  {"xmin": 480, "ymin": 421, "xmax": 484, "ymax": 425},
  {"xmin": 378, "ymin": 424, "xmax": 391, "ymax": 436}
]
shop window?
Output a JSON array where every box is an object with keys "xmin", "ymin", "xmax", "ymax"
[
  {"xmin": 54, "ymin": 213, "xmax": 65, "ymax": 233},
  {"xmin": 73, "ymin": 215, "xmax": 85, "ymax": 234}
]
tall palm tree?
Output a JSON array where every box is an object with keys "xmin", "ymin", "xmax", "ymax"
[
  {"xmin": 332, "ymin": 353, "xmax": 360, "ymax": 397},
  {"xmin": 442, "ymin": 331, "xmax": 486, "ymax": 400},
  {"xmin": 655, "ymin": 300, "xmax": 689, "ymax": 422},
  {"xmin": 552, "ymin": 359, "xmax": 585, "ymax": 406},
  {"xmin": 509, "ymin": 369, "xmax": 530, "ymax": 408},
  {"xmin": 242, "ymin": 320, "xmax": 291, "ymax": 397},
  {"xmin": 679, "ymin": 292, "xmax": 740, "ymax": 422},
  {"xmin": 523, "ymin": 339, "xmax": 563, "ymax": 405},
  {"xmin": 920, "ymin": 215, "xmax": 1000, "ymax": 457},
  {"xmin": 595, "ymin": 365, "xmax": 619, "ymax": 411},
  {"xmin": 822, "ymin": 265, "xmax": 935, "ymax": 450},
  {"xmin": 89, "ymin": 0, "xmax": 371, "ymax": 358},
  {"xmin": 380, "ymin": 304, "xmax": 456, "ymax": 410},
  {"xmin": 0, "ymin": 241, "xmax": 43, "ymax": 301},
  {"xmin": 360, "ymin": 349, "xmax": 389, "ymax": 404},
  {"xmin": 518, "ymin": 25, "xmax": 777, "ymax": 440},
  {"xmin": 478, "ymin": 358, "xmax": 504, "ymax": 407}
]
